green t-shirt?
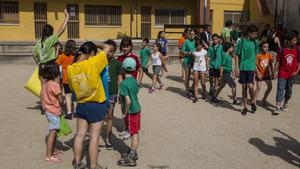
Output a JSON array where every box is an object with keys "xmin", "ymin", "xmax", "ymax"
[
  {"xmin": 119, "ymin": 76, "xmax": 141, "ymax": 114},
  {"xmin": 208, "ymin": 44, "xmax": 223, "ymax": 69},
  {"xmin": 236, "ymin": 38, "xmax": 259, "ymax": 71},
  {"xmin": 221, "ymin": 52, "xmax": 233, "ymax": 73},
  {"xmin": 33, "ymin": 35, "xmax": 59, "ymax": 64},
  {"xmin": 181, "ymin": 38, "xmax": 196, "ymax": 66},
  {"xmin": 108, "ymin": 58, "xmax": 122, "ymax": 94},
  {"xmin": 140, "ymin": 47, "xmax": 151, "ymax": 68},
  {"xmin": 221, "ymin": 27, "xmax": 232, "ymax": 42}
]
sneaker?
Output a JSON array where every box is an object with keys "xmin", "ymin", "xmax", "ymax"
[
  {"xmin": 105, "ymin": 139, "xmax": 113, "ymax": 150},
  {"xmin": 211, "ymin": 97, "xmax": 220, "ymax": 103},
  {"xmin": 251, "ymin": 103, "xmax": 257, "ymax": 113},
  {"xmin": 121, "ymin": 150, "xmax": 138, "ymax": 161},
  {"xmin": 119, "ymin": 130, "xmax": 127, "ymax": 137},
  {"xmin": 232, "ymin": 99, "xmax": 238, "ymax": 105},
  {"xmin": 273, "ymin": 107, "xmax": 282, "ymax": 115},
  {"xmin": 123, "ymin": 131, "xmax": 131, "ymax": 140},
  {"xmin": 282, "ymin": 103, "xmax": 288, "ymax": 111},
  {"xmin": 117, "ymin": 156, "xmax": 137, "ymax": 167},
  {"xmin": 65, "ymin": 113, "xmax": 73, "ymax": 120},
  {"xmin": 148, "ymin": 88, "xmax": 155, "ymax": 94},
  {"xmin": 241, "ymin": 108, "xmax": 248, "ymax": 116},
  {"xmin": 89, "ymin": 164, "xmax": 107, "ymax": 169},
  {"xmin": 159, "ymin": 83, "xmax": 164, "ymax": 90},
  {"xmin": 193, "ymin": 97, "xmax": 198, "ymax": 103},
  {"xmin": 74, "ymin": 163, "xmax": 86, "ymax": 169},
  {"xmin": 202, "ymin": 91, "xmax": 207, "ymax": 100}
]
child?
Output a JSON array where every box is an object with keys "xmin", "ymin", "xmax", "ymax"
[
  {"xmin": 103, "ymin": 39, "xmax": 123, "ymax": 150},
  {"xmin": 41, "ymin": 61, "xmax": 63, "ymax": 163},
  {"xmin": 56, "ymin": 40, "xmax": 77, "ymax": 119},
  {"xmin": 208, "ymin": 34, "xmax": 223, "ymax": 96},
  {"xmin": 138, "ymin": 38, "xmax": 152, "ymax": 86},
  {"xmin": 149, "ymin": 43, "xmax": 165, "ymax": 94},
  {"xmin": 118, "ymin": 37, "xmax": 142, "ymax": 140},
  {"xmin": 211, "ymin": 42, "xmax": 237, "ymax": 104},
  {"xmin": 254, "ymin": 42, "xmax": 274, "ymax": 105},
  {"xmin": 156, "ymin": 31, "xmax": 168, "ymax": 75},
  {"xmin": 235, "ymin": 24, "xmax": 260, "ymax": 115},
  {"xmin": 182, "ymin": 29, "xmax": 197, "ymax": 98},
  {"xmin": 192, "ymin": 39, "xmax": 208, "ymax": 103},
  {"xmin": 68, "ymin": 41, "xmax": 110, "ymax": 169},
  {"xmin": 178, "ymin": 28, "xmax": 191, "ymax": 81},
  {"xmin": 117, "ymin": 57, "xmax": 141, "ymax": 167},
  {"xmin": 273, "ymin": 32, "xmax": 300, "ymax": 115}
]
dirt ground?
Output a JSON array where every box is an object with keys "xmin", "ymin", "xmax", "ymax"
[{"xmin": 0, "ymin": 64, "xmax": 299, "ymax": 169}]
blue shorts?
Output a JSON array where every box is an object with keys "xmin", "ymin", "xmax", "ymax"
[
  {"xmin": 239, "ymin": 71, "xmax": 255, "ymax": 84},
  {"xmin": 76, "ymin": 102, "xmax": 108, "ymax": 123},
  {"xmin": 45, "ymin": 111, "xmax": 60, "ymax": 130},
  {"xmin": 109, "ymin": 94, "xmax": 118, "ymax": 104}
]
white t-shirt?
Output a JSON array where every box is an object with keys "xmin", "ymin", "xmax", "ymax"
[
  {"xmin": 193, "ymin": 49, "xmax": 207, "ymax": 71},
  {"xmin": 151, "ymin": 52, "xmax": 162, "ymax": 66}
]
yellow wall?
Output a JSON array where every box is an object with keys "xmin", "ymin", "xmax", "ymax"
[{"xmin": 249, "ymin": 0, "xmax": 273, "ymax": 31}]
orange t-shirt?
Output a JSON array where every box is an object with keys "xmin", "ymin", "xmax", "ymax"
[
  {"xmin": 178, "ymin": 36, "xmax": 186, "ymax": 57},
  {"xmin": 256, "ymin": 52, "xmax": 273, "ymax": 77},
  {"xmin": 56, "ymin": 53, "xmax": 74, "ymax": 84},
  {"xmin": 41, "ymin": 80, "xmax": 62, "ymax": 116}
]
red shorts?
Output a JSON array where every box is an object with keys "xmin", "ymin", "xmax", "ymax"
[{"xmin": 124, "ymin": 112, "xmax": 141, "ymax": 135}]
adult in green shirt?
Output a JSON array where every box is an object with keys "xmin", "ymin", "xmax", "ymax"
[
  {"xmin": 207, "ymin": 34, "xmax": 223, "ymax": 95},
  {"xmin": 103, "ymin": 40, "xmax": 123, "ymax": 149},
  {"xmin": 138, "ymin": 38, "xmax": 152, "ymax": 86},
  {"xmin": 221, "ymin": 20, "xmax": 233, "ymax": 43},
  {"xmin": 235, "ymin": 24, "xmax": 260, "ymax": 115},
  {"xmin": 181, "ymin": 29, "xmax": 196, "ymax": 96},
  {"xmin": 212, "ymin": 42, "xmax": 237, "ymax": 104}
]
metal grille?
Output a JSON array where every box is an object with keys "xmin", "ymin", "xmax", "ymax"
[
  {"xmin": 34, "ymin": 2, "xmax": 47, "ymax": 39},
  {"xmin": 67, "ymin": 4, "xmax": 79, "ymax": 39},
  {"xmin": 0, "ymin": 1, "xmax": 19, "ymax": 24},
  {"xmin": 224, "ymin": 11, "xmax": 249, "ymax": 25},
  {"xmin": 141, "ymin": 6, "xmax": 151, "ymax": 39},
  {"xmin": 155, "ymin": 9, "xmax": 185, "ymax": 26},
  {"xmin": 85, "ymin": 5, "xmax": 121, "ymax": 26}
]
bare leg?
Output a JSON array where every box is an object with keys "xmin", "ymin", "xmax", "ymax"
[
  {"xmin": 193, "ymin": 71, "xmax": 199, "ymax": 99},
  {"xmin": 131, "ymin": 134, "xmax": 139, "ymax": 151},
  {"xmin": 242, "ymin": 84, "xmax": 248, "ymax": 109},
  {"xmin": 88, "ymin": 121, "xmax": 103, "ymax": 169},
  {"xmin": 152, "ymin": 74, "xmax": 158, "ymax": 89},
  {"xmin": 74, "ymin": 118, "xmax": 88, "ymax": 165},
  {"xmin": 232, "ymin": 87, "xmax": 237, "ymax": 100},
  {"xmin": 47, "ymin": 129, "xmax": 57, "ymax": 157},
  {"xmin": 262, "ymin": 80, "xmax": 272, "ymax": 102},
  {"xmin": 106, "ymin": 103, "xmax": 115, "ymax": 140},
  {"xmin": 65, "ymin": 93, "xmax": 72, "ymax": 113},
  {"xmin": 200, "ymin": 73, "xmax": 207, "ymax": 95},
  {"xmin": 254, "ymin": 81, "xmax": 262, "ymax": 103},
  {"xmin": 248, "ymin": 83, "xmax": 255, "ymax": 103}
]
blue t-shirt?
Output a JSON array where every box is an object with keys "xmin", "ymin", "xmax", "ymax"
[
  {"xmin": 158, "ymin": 38, "xmax": 168, "ymax": 55},
  {"xmin": 100, "ymin": 66, "xmax": 110, "ymax": 107}
]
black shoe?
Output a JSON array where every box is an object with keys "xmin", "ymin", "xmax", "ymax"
[
  {"xmin": 193, "ymin": 98, "xmax": 198, "ymax": 103},
  {"xmin": 251, "ymin": 103, "xmax": 257, "ymax": 113},
  {"xmin": 211, "ymin": 97, "xmax": 220, "ymax": 103},
  {"xmin": 232, "ymin": 99, "xmax": 238, "ymax": 105},
  {"xmin": 65, "ymin": 113, "xmax": 73, "ymax": 120},
  {"xmin": 241, "ymin": 108, "xmax": 248, "ymax": 116},
  {"xmin": 41, "ymin": 107, "xmax": 45, "ymax": 115},
  {"xmin": 117, "ymin": 156, "xmax": 137, "ymax": 167}
]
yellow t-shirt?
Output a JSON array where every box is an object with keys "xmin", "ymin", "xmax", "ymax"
[{"xmin": 67, "ymin": 51, "xmax": 108, "ymax": 103}]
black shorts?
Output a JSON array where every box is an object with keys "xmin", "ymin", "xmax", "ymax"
[
  {"xmin": 221, "ymin": 73, "xmax": 236, "ymax": 88},
  {"xmin": 142, "ymin": 67, "xmax": 149, "ymax": 73},
  {"xmin": 239, "ymin": 71, "xmax": 255, "ymax": 84},
  {"xmin": 209, "ymin": 68, "xmax": 220, "ymax": 78},
  {"xmin": 63, "ymin": 84, "xmax": 72, "ymax": 94}
]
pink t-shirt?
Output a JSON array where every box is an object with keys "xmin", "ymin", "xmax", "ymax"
[{"xmin": 41, "ymin": 80, "xmax": 62, "ymax": 116}]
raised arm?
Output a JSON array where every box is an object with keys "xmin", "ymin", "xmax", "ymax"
[
  {"xmin": 96, "ymin": 43, "xmax": 111, "ymax": 56},
  {"xmin": 56, "ymin": 9, "xmax": 70, "ymax": 37}
]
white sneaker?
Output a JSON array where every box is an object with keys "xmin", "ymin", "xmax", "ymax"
[
  {"xmin": 119, "ymin": 130, "xmax": 127, "ymax": 137},
  {"xmin": 123, "ymin": 131, "xmax": 131, "ymax": 140}
]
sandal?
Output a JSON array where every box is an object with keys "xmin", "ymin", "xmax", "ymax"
[
  {"xmin": 53, "ymin": 150, "xmax": 64, "ymax": 157},
  {"xmin": 45, "ymin": 156, "xmax": 62, "ymax": 163}
]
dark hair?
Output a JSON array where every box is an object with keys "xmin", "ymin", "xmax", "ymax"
[
  {"xmin": 291, "ymin": 30, "xmax": 299, "ymax": 36},
  {"xmin": 212, "ymin": 34, "xmax": 219, "ymax": 39},
  {"xmin": 120, "ymin": 36, "xmax": 133, "ymax": 52},
  {"xmin": 157, "ymin": 31, "xmax": 165, "ymax": 41},
  {"xmin": 64, "ymin": 40, "xmax": 77, "ymax": 56},
  {"xmin": 285, "ymin": 32, "xmax": 297, "ymax": 42},
  {"xmin": 247, "ymin": 24, "xmax": 258, "ymax": 34},
  {"xmin": 41, "ymin": 60, "xmax": 60, "ymax": 81},
  {"xmin": 143, "ymin": 37, "xmax": 150, "ymax": 44},
  {"xmin": 104, "ymin": 39, "xmax": 117, "ymax": 52},
  {"xmin": 225, "ymin": 20, "xmax": 233, "ymax": 27},
  {"xmin": 195, "ymin": 38, "xmax": 203, "ymax": 47},
  {"xmin": 74, "ymin": 41, "xmax": 97, "ymax": 62},
  {"xmin": 223, "ymin": 42, "xmax": 233, "ymax": 52},
  {"xmin": 183, "ymin": 27, "xmax": 191, "ymax": 36},
  {"xmin": 189, "ymin": 29, "xmax": 197, "ymax": 35},
  {"xmin": 41, "ymin": 24, "xmax": 54, "ymax": 46},
  {"xmin": 260, "ymin": 41, "xmax": 269, "ymax": 49},
  {"xmin": 153, "ymin": 42, "xmax": 161, "ymax": 51}
]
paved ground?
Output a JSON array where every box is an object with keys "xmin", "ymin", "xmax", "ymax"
[{"xmin": 0, "ymin": 64, "xmax": 300, "ymax": 169}]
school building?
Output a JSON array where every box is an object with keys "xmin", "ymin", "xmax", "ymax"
[{"xmin": 0, "ymin": 0, "xmax": 275, "ymax": 42}]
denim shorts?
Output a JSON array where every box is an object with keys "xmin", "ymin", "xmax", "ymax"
[
  {"xmin": 45, "ymin": 111, "xmax": 60, "ymax": 130},
  {"xmin": 276, "ymin": 77, "xmax": 295, "ymax": 102}
]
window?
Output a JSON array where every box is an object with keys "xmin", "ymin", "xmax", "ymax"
[
  {"xmin": 155, "ymin": 9, "xmax": 185, "ymax": 26},
  {"xmin": 85, "ymin": 5, "xmax": 121, "ymax": 26},
  {"xmin": 0, "ymin": 1, "xmax": 19, "ymax": 24},
  {"xmin": 224, "ymin": 11, "xmax": 249, "ymax": 25}
]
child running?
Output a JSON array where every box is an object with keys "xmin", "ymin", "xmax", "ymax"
[
  {"xmin": 149, "ymin": 42, "xmax": 165, "ymax": 94},
  {"xmin": 56, "ymin": 40, "xmax": 77, "ymax": 119},
  {"xmin": 273, "ymin": 32, "xmax": 300, "ymax": 115},
  {"xmin": 41, "ymin": 61, "xmax": 63, "ymax": 163},
  {"xmin": 156, "ymin": 31, "xmax": 169, "ymax": 75},
  {"xmin": 103, "ymin": 39, "xmax": 123, "ymax": 150},
  {"xmin": 192, "ymin": 38, "xmax": 208, "ymax": 103},
  {"xmin": 208, "ymin": 34, "xmax": 223, "ymax": 96},
  {"xmin": 235, "ymin": 24, "xmax": 260, "ymax": 115},
  {"xmin": 68, "ymin": 41, "xmax": 110, "ymax": 169},
  {"xmin": 254, "ymin": 41, "xmax": 274, "ymax": 106},
  {"xmin": 117, "ymin": 57, "xmax": 141, "ymax": 167},
  {"xmin": 138, "ymin": 37, "xmax": 152, "ymax": 86},
  {"xmin": 211, "ymin": 42, "xmax": 237, "ymax": 104}
]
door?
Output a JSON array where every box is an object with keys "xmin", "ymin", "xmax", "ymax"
[
  {"xmin": 141, "ymin": 6, "xmax": 151, "ymax": 39},
  {"xmin": 34, "ymin": 2, "xmax": 47, "ymax": 39},
  {"xmin": 67, "ymin": 4, "xmax": 79, "ymax": 39}
]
